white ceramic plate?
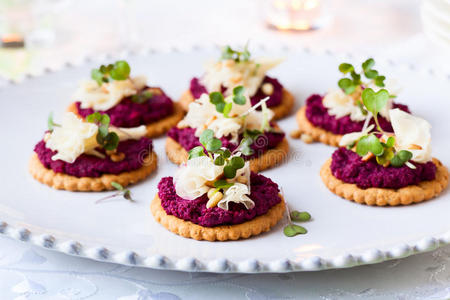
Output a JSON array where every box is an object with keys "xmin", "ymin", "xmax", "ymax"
[{"xmin": 0, "ymin": 46, "xmax": 449, "ymax": 273}]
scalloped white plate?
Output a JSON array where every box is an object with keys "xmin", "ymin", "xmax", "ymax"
[{"xmin": 0, "ymin": 46, "xmax": 449, "ymax": 273}]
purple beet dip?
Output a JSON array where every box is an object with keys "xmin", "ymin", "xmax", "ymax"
[
  {"xmin": 305, "ymin": 94, "xmax": 410, "ymax": 135},
  {"xmin": 76, "ymin": 87, "xmax": 174, "ymax": 128},
  {"xmin": 189, "ymin": 76, "xmax": 283, "ymax": 107},
  {"xmin": 158, "ymin": 172, "xmax": 281, "ymax": 227},
  {"xmin": 167, "ymin": 127, "xmax": 285, "ymax": 159},
  {"xmin": 330, "ymin": 148, "xmax": 437, "ymax": 189},
  {"xmin": 34, "ymin": 138, "xmax": 153, "ymax": 178}
]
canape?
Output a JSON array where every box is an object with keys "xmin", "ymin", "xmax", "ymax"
[
  {"xmin": 151, "ymin": 144, "xmax": 285, "ymax": 241},
  {"xmin": 29, "ymin": 112, "xmax": 157, "ymax": 191},
  {"xmin": 293, "ymin": 58, "xmax": 410, "ymax": 146},
  {"xmin": 321, "ymin": 107, "xmax": 448, "ymax": 206},
  {"xmin": 166, "ymin": 87, "xmax": 289, "ymax": 172},
  {"xmin": 179, "ymin": 45, "xmax": 294, "ymax": 120},
  {"xmin": 67, "ymin": 60, "xmax": 184, "ymax": 138}
]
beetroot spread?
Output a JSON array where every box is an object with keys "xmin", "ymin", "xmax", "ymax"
[
  {"xmin": 158, "ymin": 172, "xmax": 281, "ymax": 227},
  {"xmin": 189, "ymin": 76, "xmax": 283, "ymax": 107},
  {"xmin": 305, "ymin": 94, "xmax": 410, "ymax": 135},
  {"xmin": 76, "ymin": 87, "xmax": 174, "ymax": 128},
  {"xmin": 330, "ymin": 148, "xmax": 437, "ymax": 189},
  {"xmin": 34, "ymin": 138, "xmax": 152, "ymax": 178},
  {"xmin": 167, "ymin": 127, "xmax": 285, "ymax": 159}
]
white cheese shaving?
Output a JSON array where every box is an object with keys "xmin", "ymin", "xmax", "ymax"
[
  {"xmin": 218, "ymin": 183, "xmax": 255, "ymax": 210},
  {"xmin": 45, "ymin": 112, "xmax": 147, "ymax": 163},
  {"xmin": 174, "ymin": 156, "xmax": 224, "ymax": 200},
  {"xmin": 73, "ymin": 76, "xmax": 147, "ymax": 111},
  {"xmin": 323, "ymin": 89, "xmax": 366, "ymax": 122},
  {"xmin": 46, "ymin": 113, "xmax": 98, "ymax": 163},
  {"xmin": 389, "ymin": 108, "xmax": 432, "ymax": 163},
  {"xmin": 201, "ymin": 57, "xmax": 282, "ymax": 97}
]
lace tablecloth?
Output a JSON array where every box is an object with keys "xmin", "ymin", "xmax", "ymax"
[{"xmin": 0, "ymin": 0, "xmax": 449, "ymax": 299}]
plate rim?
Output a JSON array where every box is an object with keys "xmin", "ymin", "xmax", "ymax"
[{"xmin": 1, "ymin": 43, "xmax": 449, "ymax": 273}]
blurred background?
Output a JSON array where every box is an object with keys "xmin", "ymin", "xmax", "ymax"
[{"xmin": 0, "ymin": 0, "xmax": 449, "ymax": 80}]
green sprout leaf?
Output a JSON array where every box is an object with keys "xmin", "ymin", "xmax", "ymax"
[
  {"xmin": 390, "ymin": 150, "xmax": 413, "ymax": 167},
  {"xmin": 230, "ymin": 156, "xmax": 245, "ymax": 169},
  {"xmin": 362, "ymin": 58, "xmax": 375, "ymax": 71},
  {"xmin": 376, "ymin": 147, "xmax": 395, "ymax": 165},
  {"xmin": 364, "ymin": 69, "xmax": 379, "ymax": 79},
  {"xmin": 205, "ymin": 138, "xmax": 222, "ymax": 152},
  {"xmin": 356, "ymin": 134, "xmax": 384, "ymax": 157},
  {"xmin": 338, "ymin": 78, "xmax": 356, "ymax": 95},
  {"xmin": 110, "ymin": 60, "xmax": 131, "ymax": 80},
  {"xmin": 290, "ymin": 211, "xmax": 311, "ymax": 222},
  {"xmin": 86, "ymin": 112, "xmax": 119, "ymax": 151},
  {"xmin": 223, "ymin": 102, "xmax": 233, "ymax": 118},
  {"xmin": 223, "ymin": 165, "xmax": 237, "ymax": 179},
  {"xmin": 374, "ymin": 75, "xmax": 386, "ymax": 87},
  {"xmin": 199, "ymin": 129, "xmax": 214, "ymax": 145},
  {"xmin": 339, "ymin": 63, "xmax": 354, "ymax": 74},
  {"xmin": 47, "ymin": 112, "xmax": 60, "ymax": 131},
  {"xmin": 96, "ymin": 181, "xmax": 134, "ymax": 204},
  {"xmin": 214, "ymin": 155, "xmax": 225, "ymax": 166},
  {"xmin": 213, "ymin": 179, "xmax": 234, "ymax": 190},
  {"xmin": 283, "ymin": 224, "xmax": 307, "ymax": 237},
  {"xmin": 188, "ymin": 146, "xmax": 206, "ymax": 159},
  {"xmin": 362, "ymin": 88, "xmax": 390, "ymax": 117},
  {"xmin": 232, "ymin": 85, "xmax": 246, "ymax": 105}
]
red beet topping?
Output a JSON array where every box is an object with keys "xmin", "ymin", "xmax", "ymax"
[
  {"xmin": 305, "ymin": 94, "xmax": 410, "ymax": 135},
  {"xmin": 189, "ymin": 76, "xmax": 283, "ymax": 107},
  {"xmin": 76, "ymin": 87, "xmax": 174, "ymax": 128},
  {"xmin": 34, "ymin": 138, "xmax": 153, "ymax": 178},
  {"xmin": 158, "ymin": 173, "xmax": 282, "ymax": 227},
  {"xmin": 167, "ymin": 127, "xmax": 285, "ymax": 159},
  {"xmin": 330, "ymin": 148, "xmax": 436, "ymax": 189}
]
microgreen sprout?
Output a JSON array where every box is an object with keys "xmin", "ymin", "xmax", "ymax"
[
  {"xmin": 361, "ymin": 88, "xmax": 390, "ymax": 132},
  {"xmin": 188, "ymin": 129, "xmax": 247, "ymax": 193},
  {"xmin": 221, "ymin": 44, "xmax": 251, "ymax": 62},
  {"xmin": 338, "ymin": 58, "xmax": 386, "ymax": 95},
  {"xmin": 47, "ymin": 112, "xmax": 60, "ymax": 131},
  {"xmin": 354, "ymin": 133, "xmax": 413, "ymax": 168},
  {"xmin": 131, "ymin": 90, "xmax": 153, "ymax": 104},
  {"xmin": 86, "ymin": 112, "xmax": 119, "ymax": 151},
  {"xmin": 283, "ymin": 205, "xmax": 312, "ymax": 237},
  {"xmin": 209, "ymin": 86, "xmax": 246, "ymax": 117},
  {"xmin": 91, "ymin": 60, "xmax": 131, "ymax": 86},
  {"xmin": 96, "ymin": 181, "xmax": 133, "ymax": 204}
]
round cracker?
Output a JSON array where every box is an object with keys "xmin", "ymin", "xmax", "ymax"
[
  {"xmin": 150, "ymin": 194, "xmax": 285, "ymax": 241},
  {"xmin": 29, "ymin": 152, "xmax": 158, "ymax": 192},
  {"xmin": 165, "ymin": 136, "xmax": 289, "ymax": 173},
  {"xmin": 293, "ymin": 106, "xmax": 342, "ymax": 146},
  {"xmin": 178, "ymin": 88, "xmax": 295, "ymax": 120},
  {"xmin": 67, "ymin": 101, "xmax": 185, "ymax": 138},
  {"xmin": 320, "ymin": 158, "xmax": 449, "ymax": 206}
]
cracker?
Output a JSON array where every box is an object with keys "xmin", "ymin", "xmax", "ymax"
[
  {"xmin": 165, "ymin": 136, "xmax": 289, "ymax": 172},
  {"xmin": 150, "ymin": 194, "xmax": 285, "ymax": 241},
  {"xmin": 178, "ymin": 88, "xmax": 295, "ymax": 120},
  {"xmin": 67, "ymin": 102, "xmax": 185, "ymax": 138},
  {"xmin": 29, "ymin": 152, "xmax": 158, "ymax": 192},
  {"xmin": 293, "ymin": 106, "xmax": 342, "ymax": 146},
  {"xmin": 320, "ymin": 158, "xmax": 449, "ymax": 206}
]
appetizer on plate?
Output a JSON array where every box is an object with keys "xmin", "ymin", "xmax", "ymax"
[
  {"xmin": 320, "ymin": 103, "xmax": 449, "ymax": 206},
  {"xmin": 166, "ymin": 87, "xmax": 289, "ymax": 172},
  {"xmin": 68, "ymin": 60, "xmax": 184, "ymax": 138},
  {"xmin": 293, "ymin": 58, "xmax": 410, "ymax": 146},
  {"xmin": 29, "ymin": 112, "xmax": 157, "ymax": 191},
  {"xmin": 151, "ymin": 144, "xmax": 285, "ymax": 241},
  {"xmin": 179, "ymin": 45, "xmax": 295, "ymax": 120}
]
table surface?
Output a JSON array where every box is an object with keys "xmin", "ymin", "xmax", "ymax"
[{"xmin": 1, "ymin": 0, "xmax": 450, "ymax": 299}]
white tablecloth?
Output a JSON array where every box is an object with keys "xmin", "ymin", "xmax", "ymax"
[{"xmin": 1, "ymin": 0, "xmax": 449, "ymax": 299}]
